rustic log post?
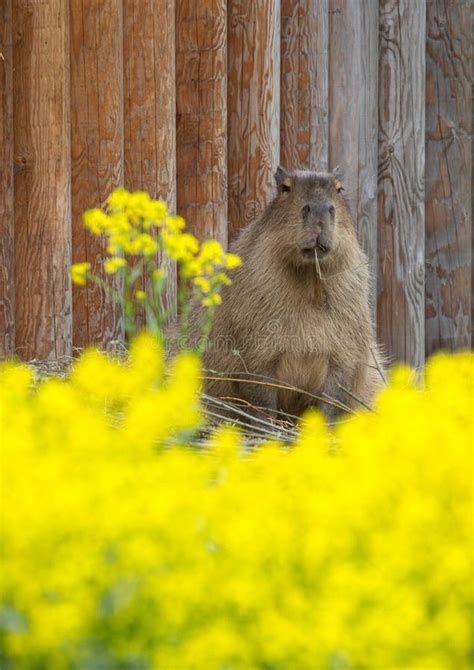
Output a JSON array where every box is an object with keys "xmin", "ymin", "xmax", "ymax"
[
  {"xmin": 228, "ymin": 0, "xmax": 280, "ymax": 241},
  {"xmin": 425, "ymin": 0, "xmax": 472, "ymax": 355},
  {"xmin": 176, "ymin": 0, "xmax": 227, "ymax": 246},
  {"xmin": 70, "ymin": 0, "xmax": 124, "ymax": 349},
  {"xmin": 0, "ymin": 0, "xmax": 14, "ymax": 358},
  {"xmin": 124, "ymin": 0, "xmax": 177, "ymax": 327},
  {"xmin": 13, "ymin": 0, "xmax": 72, "ymax": 360},
  {"xmin": 328, "ymin": 0, "xmax": 378, "ymax": 317},
  {"xmin": 378, "ymin": 0, "xmax": 426, "ymax": 368},
  {"xmin": 280, "ymin": 0, "xmax": 328, "ymax": 172}
]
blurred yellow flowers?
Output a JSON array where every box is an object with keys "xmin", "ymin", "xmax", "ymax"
[{"xmin": 1, "ymin": 343, "xmax": 472, "ymax": 669}]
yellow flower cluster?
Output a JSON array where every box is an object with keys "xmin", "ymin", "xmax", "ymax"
[
  {"xmin": 1, "ymin": 346, "xmax": 472, "ymax": 669},
  {"xmin": 70, "ymin": 189, "xmax": 241, "ymax": 314},
  {"xmin": 70, "ymin": 262, "xmax": 91, "ymax": 286}
]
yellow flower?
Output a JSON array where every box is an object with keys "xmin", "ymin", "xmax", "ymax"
[
  {"xmin": 225, "ymin": 253, "xmax": 241, "ymax": 270},
  {"xmin": 211, "ymin": 273, "xmax": 232, "ymax": 287},
  {"xmin": 163, "ymin": 215, "xmax": 186, "ymax": 233},
  {"xmin": 200, "ymin": 240, "xmax": 225, "ymax": 263},
  {"xmin": 104, "ymin": 257, "xmax": 127, "ymax": 274},
  {"xmin": 70, "ymin": 262, "xmax": 91, "ymax": 286},
  {"xmin": 83, "ymin": 209, "xmax": 109, "ymax": 235},
  {"xmin": 193, "ymin": 277, "xmax": 211, "ymax": 293},
  {"xmin": 202, "ymin": 293, "xmax": 222, "ymax": 307},
  {"xmin": 163, "ymin": 232, "xmax": 199, "ymax": 263},
  {"xmin": 135, "ymin": 290, "xmax": 147, "ymax": 301},
  {"xmin": 148, "ymin": 201, "xmax": 168, "ymax": 223},
  {"xmin": 108, "ymin": 188, "xmax": 130, "ymax": 211},
  {"xmin": 129, "ymin": 233, "xmax": 158, "ymax": 256}
]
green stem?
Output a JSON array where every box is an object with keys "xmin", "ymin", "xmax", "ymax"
[
  {"xmin": 87, "ymin": 273, "xmax": 122, "ymax": 304},
  {"xmin": 197, "ymin": 306, "xmax": 214, "ymax": 355},
  {"xmin": 123, "ymin": 271, "xmax": 137, "ymax": 339},
  {"xmin": 145, "ymin": 256, "xmax": 165, "ymax": 340},
  {"xmin": 178, "ymin": 272, "xmax": 190, "ymax": 350}
]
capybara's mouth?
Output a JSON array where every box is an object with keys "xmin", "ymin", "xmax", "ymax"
[{"xmin": 301, "ymin": 243, "xmax": 330, "ymax": 260}]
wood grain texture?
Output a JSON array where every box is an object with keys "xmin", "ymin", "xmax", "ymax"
[
  {"xmin": 228, "ymin": 0, "xmax": 280, "ymax": 241},
  {"xmin": 176, "ymin": 0, "xmax": 227, "ymax": 246},
  {"xmin": 328, "ymin": 0, "xmax": 378, "ymax": 315},
  {"xmin": 280, "ymin": 0, "xmax": 328, "ymax": 172},
  {"xmin": 377, "ymin": 0, "xmax": 426, "ymax": 368},
  {"xmin": 124, "ymin": 0, "xmax": 177, "ymax": 327},
  {"xmin": 0, "ymin": 0, "xmax": 14, "ymax": 358},
  {"xmin": 425, "ymin": 0, "xmax": 472, "ymax": 355},
  {"xmin": 13, "ymin": 0, "xmax": 72, "ymax": 361},
  {"xmin": 70, "ymin": 0, "xmax": 124, "ymax": 350}
]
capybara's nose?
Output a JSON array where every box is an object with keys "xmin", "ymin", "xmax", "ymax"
[{"xmin": 301, "ymin": 203, "xmax": 333, "ymax": 227}]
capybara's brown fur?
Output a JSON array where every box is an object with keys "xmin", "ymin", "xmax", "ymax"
[{"xmin": 193, "ymin": 168, "xmax": 385, "ymax": 421}]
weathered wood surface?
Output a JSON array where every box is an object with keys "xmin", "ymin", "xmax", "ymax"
[
  {"xmin": 425, "ymin": 0, "xmax": 472, "ymax": 355},
  {"xmin": 280, "ymin": 0, "xmax": 328, "ymax": 172},
  {"xmin": 228, "ymin": 0, "xmax": 280, "ymax": 241},
  {"xmin": 329, "ymin": 0, "xmax": 378, "ymax": 315},
  {"xmin": 13, "ymin": 0, "xmax": 72, "ymax": 360},
  {"xmin": 0, "ymin": 0, "xmax": 14, "ymax": 358},
  {"xmin": 70, "ymin": 0, "xmax": 124, "ymax": 349},
  {"xmin": 2, "ymin": 1, "xmax": 473, "ymax": 362},
  {"xmin": 176, "ymin": 0, "xmax": 227, "ymax": 246},
  {"xmin": 124, "ymin": 0, "xmax": 177, "ymax": 327},
  {"xmin": 377, "ymin": 0, "xmax": 426, "ymax": 369}
]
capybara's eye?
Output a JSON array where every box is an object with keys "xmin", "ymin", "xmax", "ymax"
[{"xmin": 302, "ymin": 205, "xmax": 311, "ymax": 217}]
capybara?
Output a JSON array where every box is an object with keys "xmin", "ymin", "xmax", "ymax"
[{"xmin": 192, "ymin": 167, "xmax": 385, "ymax": 422}]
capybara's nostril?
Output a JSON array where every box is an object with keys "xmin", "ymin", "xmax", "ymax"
[
  {"xmin": 301, "ymin": 205, "xmax": 311, "ymax": 218},
  {"xmin": 328, "ymin": 205, "xmax": 335, "ymax": 216}
]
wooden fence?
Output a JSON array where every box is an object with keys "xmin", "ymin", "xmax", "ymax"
[{"xmin": 0, "ymin": 0, "xmax": 472, "ymax": 365}]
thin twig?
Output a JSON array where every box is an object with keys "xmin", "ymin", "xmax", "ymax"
[
  {"xmin": 202, "ymin": 407, "xmax": 293, "ymax": 441},
  {"xmin": 201, "ymin": 374, "xmax": 355, "ymax": 415},
  {"xmin": 314, "ymin": 248, "xmax": 322, "ymax": 279},
  {"xmin": 371, "ymin": 346, "xmax": 387, "ymax": 385},
  {"xmin": 320, "ymin": 392, "xmax": 359, "ymax": 415},
  {"xmin": 202, "ymin": 394, "xmax": 296, "ymax": 440},
  {"xmin": 320, "ymin": 259, "xmax": 369, "ymax": 281},
  {"xmin": 219, "ymin": 395, "xmax": 301, "ymax": 424},
  {"xmin": 336, "ymin": 384, "xmax": 373, "ymax": 412},
  {"xmin": 232, "ymin": 350, "xmax": 249, "ymax": 373}
]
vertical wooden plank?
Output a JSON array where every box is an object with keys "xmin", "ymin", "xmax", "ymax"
[
  {"xmin": 328, "ymin": 0, "xmax": 378, "ymax": 313},
  {"xmin": 13, "ymin": 0, "xmax": 72, "ymax": 361},
  {"xmin": 176, "ymin": 0, "xmax": 227, "ymax": 246},
  {"xmin": 123, "ymin": 0, "xmax": 177, "ymax": 327},
  {"xmin": 70, "ymin": 0, "xmax": 124, "ymax": 350},
  {"xmin": 228, "ymin": 0, "xmax": 280, "ymax": 241},
  {"xmin": 280, "ymin": 0, "xmax": 328, "ymax": 172},
  {"xmin": 0, "ymin": 0, "xmax": 15, "ymax": 358},
  {"xmin": 425, "ymin": 0, "xmax": 472, "ymax": 355},
  {"xmin": 377, "ymin": 0, "xmax": 426, "ymax": 368}
]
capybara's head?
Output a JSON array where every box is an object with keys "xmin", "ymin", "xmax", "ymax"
[{"xmin": 270, "ymin": 167, "xmax": 355, "ymax": 268}]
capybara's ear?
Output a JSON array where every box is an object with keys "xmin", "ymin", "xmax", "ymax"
[
  {"xmin": 331, "ymin": 167, "xmax": 344, "ymax": 193},
  {"xmin": 275, "ymin": 166, "xmax": 293, "ymax": 193}
]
